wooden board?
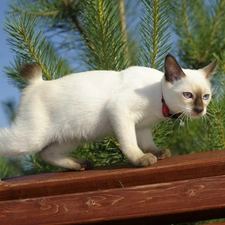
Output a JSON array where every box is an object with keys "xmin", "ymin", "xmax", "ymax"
[
  {"xmin": 1, "ymin": 149, "xmax": 225, "ymax": 201},
  {"xmin": 1, "ymin": 175, "xmax": 225, "ymax": 225}
]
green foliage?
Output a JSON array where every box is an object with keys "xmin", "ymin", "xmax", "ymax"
[
  {"xmin": 0, "ymin": 157, "xmax": 24, "ymax": 178},
  {"xmin": 153, "ymin": 119, "xmax": 174, "ymax": 150},
  {"xmin": 139, "ymin": 0, "xmax": 171, "ymax": 69},
  {"xmin": 205, "ymin": 99, "xmax": 225, "ymax": 151},
  {"xmin": 139, "ymin": 0, "xmax": 173, "ymax": 151},
  {"xmin": 10, "ymin": 0, "xmax": 86, "ymax": 67},
  {"xmin": 1, "ymin": 99, "xmax": 17, "ymax": 124},
  {"xmin": 2, "ymin": 0, "xmax": 225, "ymax": 183},
  {"xmin": 23, "ymin": 154, "xmax": 64, "ymax": 174},
  {"xmin": 81, "ymin": 0, "xmax": 130, "ymax": 70},
  {"xmin": 2, "ymin": 3, "xmax": 225, "ymax": 224},
  {"xmin": 168, "ymin": 0, "xmax": 225, "ymax": 154},
  {"xmin": 23, "ymin": 137, "xmax": 127, "ymax": 175},
  {"xmin": 76, "ymin": 138, "xmax": 128, "ymax": 167},
  {"xmin": 171, "ymin": 0, "xmax": 225, "ymax": 68},
  {"xmin": 167, "ymin": 117, "xmax": 208, "ymax": 155},
  {"xmin": 2, "ymin": 0, "xmax": 140, "ymax": 174},
  {"xmin": 4, "ymin": 12, "xmax": 72, "ymax": 89}
]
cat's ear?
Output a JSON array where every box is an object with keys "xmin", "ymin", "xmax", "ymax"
[
  {"xmin": 164, "ymin": 54, "xmax": 186, "ymax": 83},
  {"xmin": 200, "ymin": 59, "xmax": 218, "ymax": 79}
]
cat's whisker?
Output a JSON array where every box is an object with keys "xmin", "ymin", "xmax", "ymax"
[
  {"xmin": 184, "ymin": 113, "xmax": 191, "ymax": 130},
  {"xmin": 184, "ymin": 107, "xmax": 194, "ymax": 128},
  {"xmin": 203, "ymin": 113, "xmax": 209, "ymax": 122},
  {"xmin": 201, "ymin": 115, "xmax": 206, "ymax": 123},
  {"xmin": 178, "ymin": 113, "xmax": 186, "ymax": 131},
  {"xmin": 170, "ymin": 119, "xmax": 178, "ymax": 130},
  {"xmin": 206, "ymin": 110, "xmax": 214, "ymax": 118}
]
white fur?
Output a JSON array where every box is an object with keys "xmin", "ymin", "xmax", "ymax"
[{"xmin": 0, "ymin": 64, "xmax": 213, "ymax": 170}]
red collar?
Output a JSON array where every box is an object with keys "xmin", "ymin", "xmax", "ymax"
[{"xmin": 162, "ymin": 96, "xmax": 181, "ymax": 119}]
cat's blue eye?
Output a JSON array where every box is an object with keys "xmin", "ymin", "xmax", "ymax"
[
  {"xmin": 183, "ymin": 92, "xmax": 193, "ymax": 99},
  {"xmin": 203, "ymin": 94, "xmax": 210, "ymax": 100}
]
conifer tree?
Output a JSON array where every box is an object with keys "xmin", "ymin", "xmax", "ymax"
[
  {"xmin": 169, "ymin": 0, "xmax": 225, "ymax": 155},
  {"xmin": 1, "ymin": 0, "xmax": 225, "ymax": 179}
]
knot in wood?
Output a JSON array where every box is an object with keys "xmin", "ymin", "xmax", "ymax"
[{"xmin": 86, "ymin": 199, "xmax": 96, "ymax": 206}]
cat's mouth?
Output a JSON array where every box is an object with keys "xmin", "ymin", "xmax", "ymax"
[
  {"xmin": 179, "ymin": 107, "xmax": 206, "ymax": 119},
  {"xmin": 162, "ymin": 96, "xmax": 206, "ymax": 119},
  {"xmin": 189, "ymin": 109, "xmax": 206, "ymax": 119}
]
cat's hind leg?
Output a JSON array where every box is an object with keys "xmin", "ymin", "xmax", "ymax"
[
  {"xmin": 136, "ymin": 128, "xmax": 171, "ymax": 160},
  {"xmin": 40, "ymin": 141, "xmax": 93, "ymax": 171}
]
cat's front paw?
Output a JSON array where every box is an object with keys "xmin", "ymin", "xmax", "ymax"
[
  {"xmin": 136, "ymin": 153, "xmax": 157, "ymax": 167},
  {"xmin": 157, "ymin": 149, "xmax": 171, "ymax": 160},
  {"xmin": 144, "ymin": 148, "xmax": 171, "ymax": 160}
]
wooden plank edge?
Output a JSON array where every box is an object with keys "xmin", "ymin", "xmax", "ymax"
[
  {"xmin": 1, "ymin": 175, "xmax": 225, "ymax": 225},
  {"xmin": 1, "ymin": 149, "xmax": 225, "ymax": 201}
]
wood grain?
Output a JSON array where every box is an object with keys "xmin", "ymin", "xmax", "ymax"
[
  {"xmin": 1, "ymin": 175, "xmax": 225, "ymax": 225},
  {"xmin": 1, "ymin": 149, "xmax": 225, "ymax": 201}
]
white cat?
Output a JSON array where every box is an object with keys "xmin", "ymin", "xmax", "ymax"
[{"xmin": 0, "ymin": 54, "xmax": 217, "ymax": 170}]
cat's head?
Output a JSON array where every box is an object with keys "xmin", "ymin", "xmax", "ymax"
[{"xmin": 162, "ymin": 54, "xmax": 217, "ymax": 119}]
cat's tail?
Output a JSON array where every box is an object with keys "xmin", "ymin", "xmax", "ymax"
[
  {"xmin": 0, "ymin": 125, "xmax": 45, "ymax": 157},
  {"xmin": 0, "ymin": 64, "xmax": 47, "ymax": 157},
  {"xmin": 19, "ymin": 63, "xmax": 43, "ymax": 84},
  {"xmin": 0, "ymin": 128, "xmax": 24, "ymax": 157}
]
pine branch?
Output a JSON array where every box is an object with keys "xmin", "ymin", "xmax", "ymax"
[
  {"xmin": 65, "ymin": 2, "xmax": 94, "ymax": 53},
  {"xmin": 172, "ymin": 0, "xmax": 225, "ymax": 68},
  {"xmin": 1, "ymin": 99, "xmax": 17, "ymax": 124},
  {"xmin": 75, "ymin": 137, "xmax": 127, "ymax": 167},
  {"xmin": 24, "ymin": 154, "xmax": 64, "ymax": 174},
  {"xmin": 10, "ymin": 0, "xmax": 136, "ymax": 71},
  {"xmin": 118, "ymin": 0, "xmax": 130, "ymax": 62},
  {"xmin": 9, "ymin": 0, "xmax": 86, "ymax": 70},
  {"xmin": 206, "ymin": 100, "xmax": 225, "ymax": 150},
  {"xmin": 202, "ymin": 0, "xmax": 225, "ymax": 60},
  {"xmin": 81, "ymin": 0, "xmax": 130, "ymax": 71},
  {"xmin": 10, "ymin": 0, "xmax": 61, "ymax": 17},
  {"xmin": 0, "ymin": 157, "xmax": 24, "ymax": 178},
  {"xmin": 138, "ymin": 0, "xmax": 173, "ymax": 149},
  {"xmin": 119, "ymin": 0, "xmax": 128, "ymax": 43},
  {"xmin": 181, "ymin": 0, "xmax": 200, "ymax": 61},
  {"xmin": 4, "ymin": 12, "xmax": 72, "ymax": 89},
  {"xmin": 139, "ymin": 0, "xmax": 172, "ymax": 70}
]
